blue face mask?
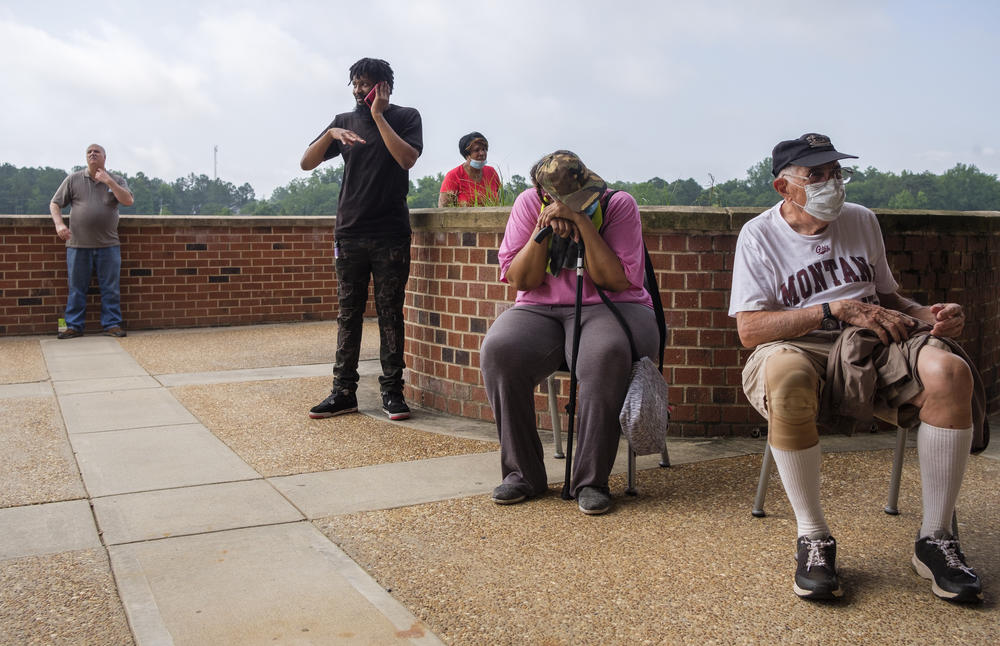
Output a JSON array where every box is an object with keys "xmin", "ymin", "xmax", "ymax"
[
  {"xmin": 469, "ymin": 159, "xmax": 486, "ymax": 170},
  {"xmin": 582, "ymin": 200, "xmax": 599, "ymax": 216}
]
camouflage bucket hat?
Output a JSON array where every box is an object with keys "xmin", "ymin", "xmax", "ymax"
[{"xmin": 535, "ymin": 151, "xmax": 607, "ymax": 212}]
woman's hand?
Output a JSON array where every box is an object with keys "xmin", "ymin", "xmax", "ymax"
[{"xmin": 537, "ymin": 200, "xmax": 590, "ymax": 240}]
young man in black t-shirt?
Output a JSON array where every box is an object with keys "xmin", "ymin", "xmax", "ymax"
[{"xmin": 301, "ymin": 57, "xmax": 423, "ymax": 421}]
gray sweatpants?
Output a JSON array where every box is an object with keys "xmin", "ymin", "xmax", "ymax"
[{"xmin": 479, "ymin": 303, "xmax": 659, "ymax": 497}]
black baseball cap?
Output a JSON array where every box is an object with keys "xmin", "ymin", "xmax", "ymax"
[{"xmin": 771, "ymin": 133, "xmax": 858, "ymax": 177}]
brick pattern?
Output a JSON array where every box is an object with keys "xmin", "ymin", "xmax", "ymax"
[
  {"xmin": 1, "ymin": 218, "xmax": 342, "ymax": 335},
  {"xmin": 3, "ymin": 211, "xmax": 998, "ymax": 438},
  {"xmin": 404, "ymin": 210, "xmax": 1000, "ymax": 438},
  {"xmin": 404, "ymin": 228, "xmax": 758, "ymax": 437},
  {"xmin": 405, "ymin": 230, "xmax": 513, "ymax": 423},
  {"xmin": 884, "ymin": 231, "xmax": 1000, "ymax": 418}
]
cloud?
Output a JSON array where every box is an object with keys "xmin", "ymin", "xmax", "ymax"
[
  {"xmin": 0, "ymin": 19, "xmax": 214, "ymax": 120},
  {"xmin": 1, "ymin": 1, "xmax": 998, "ymax": 198},
  {"xmin": 194, "ymin": 10, "xmax": 334, "ymax": 93},
  {"xmin": 128, "ymin": 143, "xmax": 179, "ymax": 181}
]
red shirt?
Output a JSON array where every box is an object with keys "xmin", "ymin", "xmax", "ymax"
[{"xmin": 440, "ymin": 164, "xmax": 501, "ymax": 206}]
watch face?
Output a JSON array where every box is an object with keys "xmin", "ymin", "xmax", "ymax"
[{"xmin": 822, "ymin": 318, "xmax": 840, "ymax": 331}]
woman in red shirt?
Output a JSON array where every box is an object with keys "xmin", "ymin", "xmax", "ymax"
[{"xmin": 438, "ymin": 132, "xmax": 501, "ymax": 206}]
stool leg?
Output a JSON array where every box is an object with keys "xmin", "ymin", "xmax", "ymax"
[
  {"xmin": 884, "ymin": 426, "xmax": 907, "ymax": 515},
  {"xmin": 546, "ymin": 374, "xmax": 565, "ymax": 459},
  {"xmin": 626, "ymin": 449, "xmax": 638, "ymax": 496},
  {"xmin": 752, "ymin": 443, "xmax": 773, "ymax": 518},
  {"xmin": 659, "ymin": 442, "xmax": 670, "ymax": 468}
]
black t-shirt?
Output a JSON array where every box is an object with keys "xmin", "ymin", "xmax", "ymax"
[{"xmin": 311, "ymin": 104, "xmax": 423, "ymax": 238}]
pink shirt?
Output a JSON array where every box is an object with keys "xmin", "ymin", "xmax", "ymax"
[{"xmin": 498, "ymin": 189, "xmax": 652, "ymax": 308}]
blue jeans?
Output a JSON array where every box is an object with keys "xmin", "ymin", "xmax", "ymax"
[{"xmin": 65, "ymin": 246, "xmax": 123, "ymax": 331}]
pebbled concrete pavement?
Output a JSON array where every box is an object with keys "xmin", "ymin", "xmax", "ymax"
[{"xmin": 1, "ymin": 322, "xmax": 997, "ymax": 645}]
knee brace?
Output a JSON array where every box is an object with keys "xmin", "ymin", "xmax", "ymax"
[{"xmin": 765, "ymin": 351, "xmax": 820, "ymax": 451}]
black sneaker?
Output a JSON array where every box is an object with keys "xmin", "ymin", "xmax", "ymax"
[
  {"xmin": 491, "ymin": 483, "xmax": 529, "ymax": 505},
  {"xmin": 382, "ymin": 391, "xmax": 411, "ymax": 420},
  {"xmin": 912, "ymin": 531, "xmax": 983, "ymax": 603},
  {"xmin": 794, "ymin": 534, "xmax": 843, "ymax": 600},
  {"xmin": 308, "ymin": 391, "xmax": 358, "ymax": 419},
  {"xmin": 577, "ymin": 486, "xmax": 612, "ymax": 515},
  {"xmin": 57, "ymin": 328, "xmax": 83, "ymax": 339}
]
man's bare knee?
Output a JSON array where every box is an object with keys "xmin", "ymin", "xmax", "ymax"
[
  {"xmin": 920, "ymin": 351, "xmax": 973, "ymax": 398},
  {"xmin": 911, "ymin": 349, "xmax": 974, "ymax": 427},
  {"xmin": 765, "ymin": 352, "xmax": 820, "ymax": 451},
  {"xmin": 914, "ymin": 348, "xmax": 974, "ymax": 405}
]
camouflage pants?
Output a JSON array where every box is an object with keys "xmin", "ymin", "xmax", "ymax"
[{"xmin": 332, "ymin": 236, "xmax": 411, "ymax": 395}]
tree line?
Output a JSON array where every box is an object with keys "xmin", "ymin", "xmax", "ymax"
[{"xmin": 2, "ymin": 159, "xmax": 997, "ymax": 216}]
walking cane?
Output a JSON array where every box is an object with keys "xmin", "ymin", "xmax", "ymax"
[{"xmin": 560, "ymin": 239, "xmax": 586, "ymax": 500}]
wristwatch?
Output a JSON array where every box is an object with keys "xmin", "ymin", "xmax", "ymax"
[{"xmin": 820, "ymin": 303, "xmax": 840, "ymax": 331}]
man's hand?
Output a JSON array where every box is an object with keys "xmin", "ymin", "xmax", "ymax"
[
  {"xmin": 369, "ymin": 81, "xmax": 390, "ymax": 116},
  {"xmin": 93, "ymin": 168, "xmax": 113, "ymax": 186},
  {"xmin": 55, "ymin": 223, "xmax": 71, "ymax": 241},
  {"xmin": 328, "ymin": 127, "xmax": 366, "ymax": 147},
  {"xmin": 92, "ymin": 169, "xmax": 134, "ymax": 206},
  {"xmin": 929, "ymin": 303, "xmax": 965, "ymax": 338},
  {"xmin": 832, "ymin": 300, "xmax": 916, "ymax": 345}
]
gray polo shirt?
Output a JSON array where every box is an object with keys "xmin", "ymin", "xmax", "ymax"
[{"xmin": 51, "ymin": 169, "xmax": 131, "ymax": 248}]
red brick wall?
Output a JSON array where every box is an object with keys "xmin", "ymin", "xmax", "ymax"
[
  {"xmin": 0, "ymin": 215, "xmax": 340, "ymax": 334},
  {"xmin": 3, "ymin": 209, "xmax": 998, "ymax": 437},
  {"xmin": 403, "ymin": 207, "xmax": 1000, "ymax": 437}
]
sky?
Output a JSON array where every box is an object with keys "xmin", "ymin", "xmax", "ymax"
[{"xmin": 2, "ymin": 0, "xmax": 998, "ymax": 201}]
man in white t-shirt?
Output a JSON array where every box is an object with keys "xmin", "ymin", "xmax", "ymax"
[{"xmin": 729, "ymin": 133, "xmax": 983, "ymax": 603}]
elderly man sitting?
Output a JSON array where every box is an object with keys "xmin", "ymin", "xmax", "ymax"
[{"xmin": 729, "ymin": 133, "xmax": 987, "ymax": 603}]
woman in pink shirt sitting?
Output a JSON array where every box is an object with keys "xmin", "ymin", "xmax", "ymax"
[
  {"xmin": 438, "ymin": 132, "xmax": 501, "ymax": 207},
  {"xmin": 479, "ymin": 150, "xmax": 657, "ymax": 515}
]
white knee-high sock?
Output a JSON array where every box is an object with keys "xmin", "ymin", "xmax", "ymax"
[
  {"xmin": 918, "ymin": 422, "xmax": 973, "ymax": 538},
  {"xmin": 770, "ymin": 443, "xmax": 829, "ymax": 538}
]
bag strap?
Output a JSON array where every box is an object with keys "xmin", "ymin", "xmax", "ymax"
[
  {"xmin": 595, "ymin": 188, "xmax": 640, "ymax": 360},
  {"xmin": 596, "ymin": 189, "xmax": 619, "ymax": 235},
  {"xmin": 596, "ymin": 187, "xmax": 665, "ymax": 369},
  {"xmin": 596, "ymin": 287, "xmax": 640, "ymax": 363},
  {"xmin": 643, "ymin": 244, "xmax": 666, "ymax": 372}
]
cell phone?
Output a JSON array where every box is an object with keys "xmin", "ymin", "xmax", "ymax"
[{"xmin": 364, "ymin": 84, "xmax": 378, "ymax": 107}]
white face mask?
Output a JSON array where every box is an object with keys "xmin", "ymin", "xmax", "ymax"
[
  {"xmin": 469, "ymin": 158, "xmax": 486, "ymax": 170},
  {"xmin": 792, "ymin": 177, "xmax": 845, "ymax": 222}
]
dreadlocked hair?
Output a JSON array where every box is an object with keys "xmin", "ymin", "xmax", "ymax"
[
  {"xmin": 529, "ymin": 158, "xmax": 546, "ymax": 203},
  {"xmin": 348, "ymin": 58, "xmax": 394, "ymax": 91}
]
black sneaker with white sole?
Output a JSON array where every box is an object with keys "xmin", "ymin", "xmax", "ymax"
[
  {"xmin": 912, "ymin": 531, "xmax": 983, "ymax": 603},
  {"xmin": 308, "ymin": 390, "xmax": 358, "ymax": 419},
  {"xmin": 382, "ymin": 391, "xmax": 411, "ymax": 420},
  {"xmin": 794, "ymin": 534, "xmax": 843, "ymax": 600}
]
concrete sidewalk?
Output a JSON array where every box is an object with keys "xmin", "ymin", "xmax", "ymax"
[
  {"xmin": 3, "ymin": 333, "xmax": 451, "ymax": 644},
  {"xmin": 1, "ymin": 324, "xmax": 997, "ymax": 645}
]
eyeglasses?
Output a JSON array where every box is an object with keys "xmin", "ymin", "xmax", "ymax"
[{"xmin": 785, "ymin": 167, "xmax": 854, "ymax": 185}]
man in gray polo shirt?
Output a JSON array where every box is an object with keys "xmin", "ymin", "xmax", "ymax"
[{"xmin": 50, "ymin": 143, "xmax": 134, "ymax": 338}]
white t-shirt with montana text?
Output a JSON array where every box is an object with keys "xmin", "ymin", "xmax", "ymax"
[{"xmin": 728, "ymin": 202, "xmax": 899, "ymax": 317}]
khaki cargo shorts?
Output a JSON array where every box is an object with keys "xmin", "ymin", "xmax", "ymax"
[{"xmin": 741, "ymin": 338, "xmax": 832, "ymax": 420}]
